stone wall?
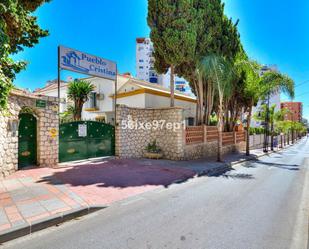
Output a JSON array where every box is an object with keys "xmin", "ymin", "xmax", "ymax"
[
  {"xmin": 183, "ymin": 141, "xmax": 246, "ymax": 160},
  {"xmin": 0, "ymin": 90, "xmax": 59, "ymax": 178},
  {"xmin": 116, "ymin": 105, "xmax": 185, "ymax": 160},
  {"xmin": 116, "ymin": 105, "xmax": 246, "ymax": 161}
]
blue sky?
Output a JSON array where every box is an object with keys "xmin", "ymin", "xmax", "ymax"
[{"xmin": 13, "ymin": 0, "xmax": 309, "ymax": 119}]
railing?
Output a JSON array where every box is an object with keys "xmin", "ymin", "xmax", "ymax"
[
  {"xmin": 185, "ymin": 125, "xmax": 246, "ymax": 146},
  {"xmin": 206, "ymin": 126, "xmax": 219, "ymax": 142},
  {"xmin": 222, "ymin": 132, "xmax": 234, "ymax": 146},
  {"xmin": 236, "ymin": 131, "xmax": 246, "ymax": 143},
  {"xmin": 185, "ymin": 126, "xmax": 204, "ymax": 145}
]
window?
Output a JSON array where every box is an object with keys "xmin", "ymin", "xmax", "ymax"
[
  {"xmin": 139, "ymin": 66, "xmax": 144, "ymax": 69},
  {"xmin": 89, "ymin": 92, "xmax": 97, "ymax": 108},
  {"xmin": 187, "ymin": 117, "xmax": 194, "ymax": 126},
  {"xmin": 149, "ymin": 77, "xmax": 158, "ymax": 83},
  {"xmin": 139, "ymin": 59, "xmax": 144, "ymax": 63}
]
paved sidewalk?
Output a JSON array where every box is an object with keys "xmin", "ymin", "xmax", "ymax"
[{"xmin": 0, "ymin": 167, "xmax": 88, "ymax": 233}]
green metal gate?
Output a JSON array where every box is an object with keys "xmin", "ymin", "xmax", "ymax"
[
  {"xmin": 18, "ymin": 113, "xmax": 37, "ymax": 168},
  {"xmin": 59, "ymin": 121, "xmax": 115, "ymax": 163}
]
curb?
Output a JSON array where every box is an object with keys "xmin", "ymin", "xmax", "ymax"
[
  {"xmin": 202, "ymin": 140, "xmax": 302, "ymax": 176},
  {"xmin": 229, "ymin": 140, "xmax": 302, "ymax": 168},
  {"xmin": 0, "ymin": 206, "xmax": 104, "ymax": 244}
]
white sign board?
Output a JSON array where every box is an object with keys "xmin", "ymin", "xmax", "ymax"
[
  {"xmin": 78, "ymin": 124, "xmax": 87, "ymax": 137},
  {"xmin": 59, "ymin": 46, "xmax": 117, "ymax": 80}
]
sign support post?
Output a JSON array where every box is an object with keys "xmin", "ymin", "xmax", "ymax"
[
  {"xmin": 57, "ymin": 46, "xmax": 61, "ymax": 101},
  {"xmin": 114, "ymin": 66, "xmax": 118, "ymax": 126}
]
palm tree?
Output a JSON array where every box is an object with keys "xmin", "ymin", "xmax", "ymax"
[
  {"xmin": 199, "ymin": 54, "xmax": 234, "ymax": 162},
  {"xmin": 67, "ymin": 79, "xmax": 94, "ymax": 121},
  {"xmin": 259, "ymin": 71, "xmax": 294, "ymax": 151},
  {"xmin": 254, "ymin": 105, "xmax": 288, "ymax": 150},
  {"xmin": 234, "ymin": 59, "xmax": 261, "ymax": 156}
]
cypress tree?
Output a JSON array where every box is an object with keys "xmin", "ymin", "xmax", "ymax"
[{"xmin": 147, "ymin": 0, "xmax": 197, "ymax": 107}]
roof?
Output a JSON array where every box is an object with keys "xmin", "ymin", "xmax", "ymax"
[
  {"xmin": 33, "ymin": 74, "xmax": 196, "ymax": 103},
  {"xmin": 114, "ymin": 78, "xmax": 197, "ymax": 103},
  {"xmin": 34, "ymin": 80, "xmax": 67, "ymax": 94},
  {"xmin": 136, "ymin": 38, "xmax": 146, "ymax": 43},
  {"xmin": 34, "ymin": 74, "xmax": 131, "ymax": 95}
]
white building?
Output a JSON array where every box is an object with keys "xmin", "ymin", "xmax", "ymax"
[
  {"xmin": 136, "ymin": 38, "xmax": 193, "ymax": 95},
  {"xmin": 251, "ymin": 65, "xmax": 281, "ymax": 127},
  {"xmin": 34, "ymin": 74, "xmax": 196, "ymax": 125}
]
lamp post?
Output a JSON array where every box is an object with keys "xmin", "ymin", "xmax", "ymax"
[{"xmin": 263, "ymin": 93, "xmax": 270, "ymax": 153}]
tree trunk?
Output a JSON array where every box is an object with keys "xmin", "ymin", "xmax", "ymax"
[
  {"xmin": 246, "ymin": 104, "xmax": 253, "ymax": 156},
  {"xmin": 74, "ymin": 100, "xmax": 83, "ymax": 121},
  {"xmin": 270, "ymin": 121, "xmax": 274, "ymax": 151},
  {"xmin": 170, "ymin": 65, "xmax": 175, "ymax": 107},
  {"xmin": 205, "ymin": 82, "xmax": 214, "ymax": 125},
  {"xmin": 197, "ymin": 71, "xmax": 204, "ymax": 125},
  {"xmin": 217, "ymin": 101, "xmax": 223, "ymax": 162}
]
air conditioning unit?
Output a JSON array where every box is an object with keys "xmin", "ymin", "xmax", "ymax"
[{"xmin": 97, "ymin": 93, "xmax": 104, "ymax": 100}]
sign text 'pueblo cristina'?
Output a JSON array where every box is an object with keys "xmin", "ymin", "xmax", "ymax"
[{"xmin": 59, "ymin": 46, "xmax": 117, "ymax": 80}]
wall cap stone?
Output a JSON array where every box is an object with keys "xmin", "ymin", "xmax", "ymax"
[{"xmin": 116, "ymin": 104, "xmax": 184, "ymax": 111}]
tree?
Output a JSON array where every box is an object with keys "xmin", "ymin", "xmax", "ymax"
[
  {"xmin": 259, "ymin": 71, "xmax": 294, "ymax": 150},
  {"xmin": 0, "ymin": 0, "xmax": 50, "ymax": 110},
  {"xmin": 67, "ymin": 79, "xmax": 94, "ymax": 121},
  {"xmin": 233, "ymin": 58, "xmax": 260, "ymax": 156},
  {"xmin": 254, "ymin": 104, "xmax": 287, "ymax": 151},
  {"xmin": 175, "ymin": 0, "xmax": 241, "ymax": 124},
  {"xmin": 199, "ymin": 54, "xmax": 234, "ymax": 162},
  {"xmin": 147, "ymin": 0, "xmax": 197, "ymax": 107}
]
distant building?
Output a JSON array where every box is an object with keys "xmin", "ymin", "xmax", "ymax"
[
  {"xmin": 251, "ymin": 65, "xmax": 281, "ymax": 127},
  {"xmin": 135, "ymin": 38, "xmax": 193, "ymax": 95},
  {"xmin": 281, "ymin": 102, "xmax": 303, "ymax": 122}
]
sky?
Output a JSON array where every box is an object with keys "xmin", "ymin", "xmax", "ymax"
[{"xmin": 13, "ymin": 0, "xmax": 309, "ymax": 119}]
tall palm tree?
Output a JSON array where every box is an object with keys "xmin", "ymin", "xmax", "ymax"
[
  {"xmin": 259, "ymin": 71, "xmax": 294, "ymax": 151},
  {"xmin": 199, "ymin": 54, "xmax": 234, "ymax": 162},
  {"xmin": 67, "ymin": 79, "xmax": 94, "ymax": 121}
]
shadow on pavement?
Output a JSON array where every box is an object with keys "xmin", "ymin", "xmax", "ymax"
[{"xmin": 37, "ymin": 159, "xmax": 196, "ymax": 189}]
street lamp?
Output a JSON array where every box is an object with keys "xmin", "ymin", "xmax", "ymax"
[{"xmin": 263, "ymin": 93, "xmax": 270, "ymax": 153}]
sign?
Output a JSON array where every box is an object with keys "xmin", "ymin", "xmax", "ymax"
[
  {"xmin": 59, "ymin": 46, "xmax": 117, "ymax": 80},
  {"xmin": 49, "ymin": 128, "xmax": 58, "ymax": 139},
  {"xmin": 36, "ymin": 100, "xmax": 47, "ymax": 108},
  {"xmin": 78, "ymin": 124, "xmax": 87, "ymax": 137}
]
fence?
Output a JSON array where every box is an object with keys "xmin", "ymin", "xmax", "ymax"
[
  {"xmin": 185, "ymin": 126, "xmax": 246, "ymax": 146},
  {"xmin": 249, "ymin": 133, "xmax": 294, "ymax": 150}
]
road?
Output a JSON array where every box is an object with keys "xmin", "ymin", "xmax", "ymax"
[{"xmin": 3, "ymin": 138, "xmax": 309, "ymax": 249}]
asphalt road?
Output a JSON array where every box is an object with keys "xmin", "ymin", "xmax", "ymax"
[{"xmin": 3, "ymin": 138, "xmax": 309, "ymax": 249}]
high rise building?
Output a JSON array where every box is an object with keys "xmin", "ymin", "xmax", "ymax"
[
  {"xmin": 251, "ymin": 65, "xmax": 281, "ymax": 127},
  {"xmin": 281, "ymin": 102, "xmax": 303, "ymax": 122},
  {"xmin": 135, "ymin": 38, "xmax": 193, "ymax": 95}
]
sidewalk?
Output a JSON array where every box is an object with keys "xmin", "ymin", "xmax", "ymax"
[{"xmin": 0, "ymin": 141, "xmax": 299, "ymax": 243}]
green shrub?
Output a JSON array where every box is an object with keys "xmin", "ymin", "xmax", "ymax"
[{"xmin": 146, "ymin": 140, "xmax": 161, "ymax": 153}]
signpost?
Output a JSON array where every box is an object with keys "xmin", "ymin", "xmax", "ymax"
[
  {"xmin": 36, "ymin": 99, "xmax": 47, "ymax": 108},
  {"xmin": 78, "ymin": 124, "xmax": 87, "ymax": 137},
  {"xmin": 57, "ymin": 46, "xmax": 118, "ymax": 124}
]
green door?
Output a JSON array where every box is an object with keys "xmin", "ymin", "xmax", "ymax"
[
  {"xmin": 59, "ymin": 121, "xmax": 115, "ymax": 163},
  {"xmin": 18, "ymin": 113, "xmax": 37, "ymax": 168}
]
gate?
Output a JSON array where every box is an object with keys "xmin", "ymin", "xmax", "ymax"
[
  {"xmin": 18, "ymin": 113, "xmax": 37, "ymax": 168},
  {"xmin": 59, "ymin": 121, "xmax": 115, "ymax": 163}
]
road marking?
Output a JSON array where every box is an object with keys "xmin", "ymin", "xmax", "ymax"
[{"xmin": 290, "ymin": 157, "xmax": 309, "ymax": 249}]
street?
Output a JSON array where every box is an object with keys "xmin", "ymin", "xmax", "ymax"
[{"xmin": 3, "ymin": 138, "xmax": 309, "ymax": 249}]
